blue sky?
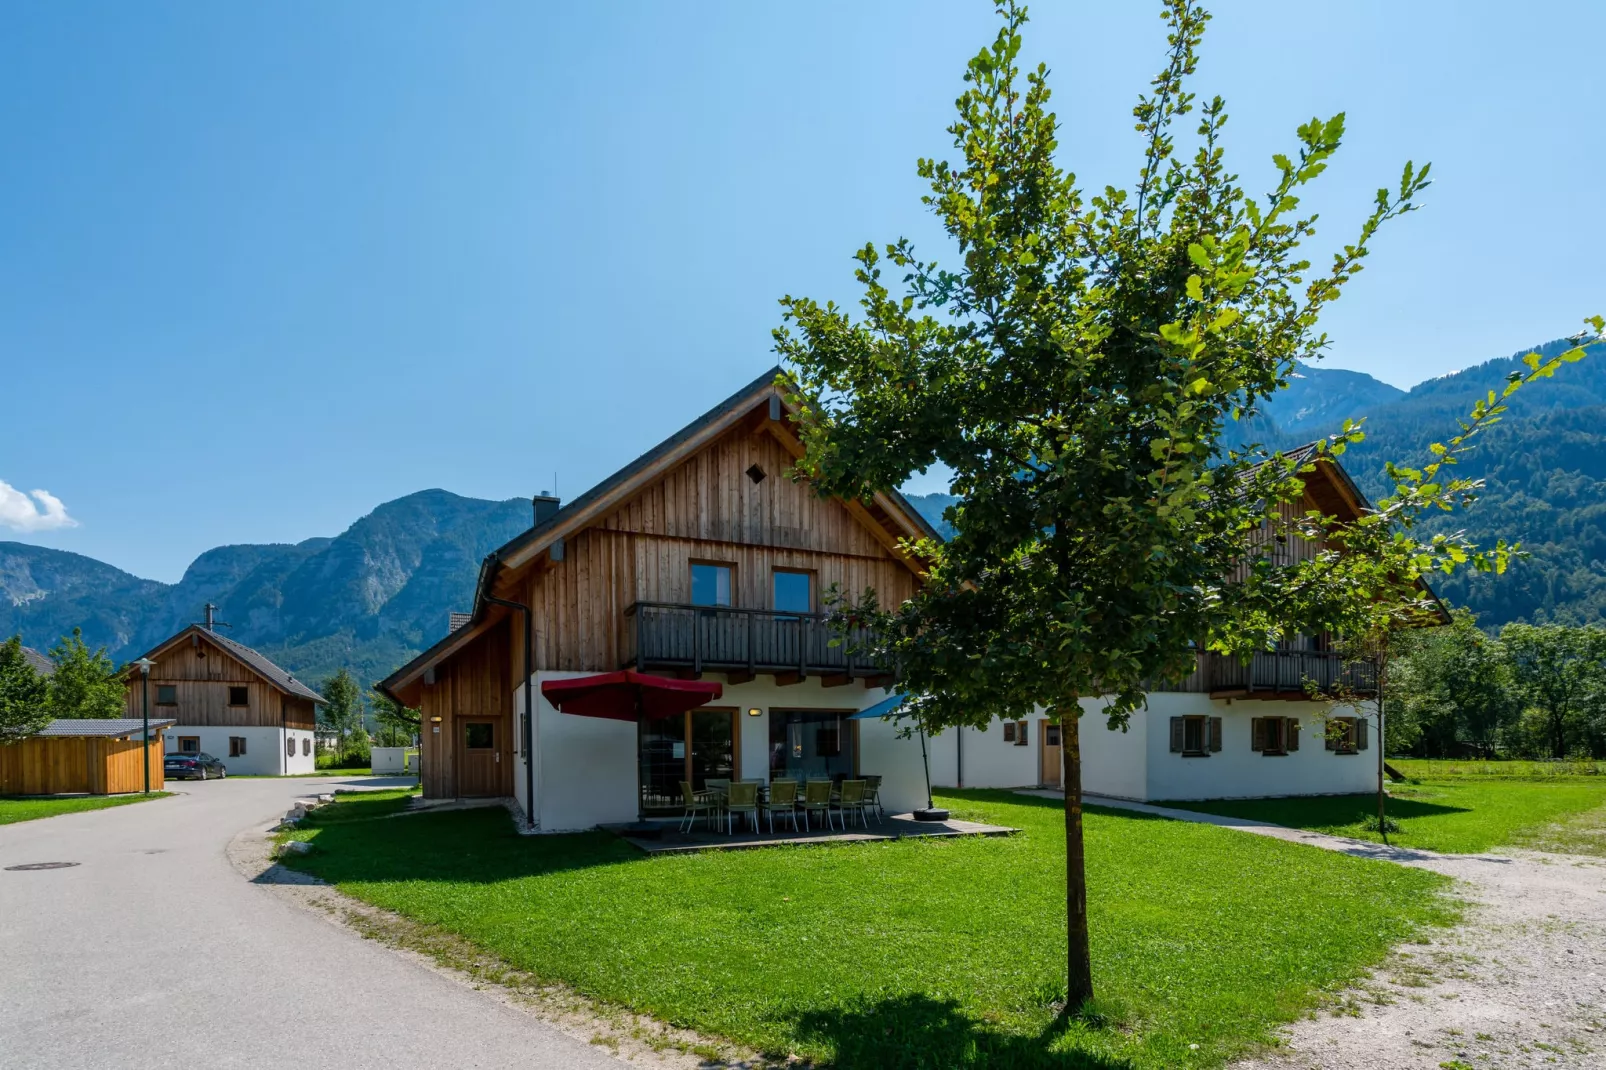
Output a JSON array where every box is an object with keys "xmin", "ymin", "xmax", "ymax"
[{"xmin": 3, "ymin": 1, "xmax": 1601, "ymax": 582}]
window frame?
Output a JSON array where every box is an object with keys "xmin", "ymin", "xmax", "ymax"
[
  {"xmin": 227, "ymin": 686, "xmax": 249, "ymax": 708},
  {"xmin": 770, "ymin": 567, "xmax": 816, "ymax": 616},
  {"xmin": 155, "ymin": 684, "xmax": 178, "ymax": 706},
  {"xmin": 229, "ymin": 736, "xmax": 247, "ymax": 757},
  {"xmin": 689, "ymin": 560, "xmax": 736, "ymax": 608},
  {"xmin": 178, "ymin": 736, "xmax": 200, "ymax": 754}
]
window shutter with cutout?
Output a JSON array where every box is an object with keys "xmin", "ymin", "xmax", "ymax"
[
  {"xmin": 1357, "ymin": 718, "xmax": 1369, "ymax": 750},
  {"xmin": 1208, "ymin": 717, "xmax": 1223, "ymax": 753},
  {"xmin": 1169, "ymin": 717, "xmax": 1185, "ymax": 753},
  {"xmin": 1287, "ymin": 719, "xmax": 1299, "ymax": 751},
  {"xmin": 1251, "ymin": 717, "xmax": 1265, "ymax": 752}
]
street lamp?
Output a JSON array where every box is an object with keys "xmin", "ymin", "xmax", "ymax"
[{"xmin": 134, "ymin": 658, "xmax": 155, "ymax": 794}]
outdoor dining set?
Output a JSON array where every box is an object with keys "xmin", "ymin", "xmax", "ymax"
[{"xmin": 678, "ymin": 776, "xmax": 885, "ymax": 835}]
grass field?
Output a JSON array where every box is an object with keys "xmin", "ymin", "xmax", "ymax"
[
  {"xmin": 1162, "ymin": 779, "xmax": 1606, "ymax": 855},
  {"xmin": 1390, "ymin": 758, "xmax": 1604, "ymax": 779},
  {"xmin": 0, "ymin": 792, "xmax": 171, "ymax": 825},
  {"xmin": 281, "ymin": 789, "xmax": 1453, "ymax": 1069}
]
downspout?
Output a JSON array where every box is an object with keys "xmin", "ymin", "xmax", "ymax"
[
  {"xmin": 956, "ymin": 725, "xmax": 965, "ymax": 789},
  {"xmin": 482, "ymin": 553, "xmax": 537, "ymax": 833}
]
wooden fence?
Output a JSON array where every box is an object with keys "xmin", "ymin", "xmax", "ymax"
[{"xmin": 0, "ymin": 736, "xmax": 165, "ymax": 795}]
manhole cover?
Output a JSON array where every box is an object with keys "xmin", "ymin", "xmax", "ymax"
[{"xmin": 4, "ymin": 862, "xmax": 80, "ymax": 872}]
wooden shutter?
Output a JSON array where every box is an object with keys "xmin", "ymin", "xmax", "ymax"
[
  {"xmin": 1002, "ymin": 721, "xmax": 1015, "ymax": 743},
  {"xmin": 1169, "ymin": 717, "xmax": 1185, "ymax": 753},
  {"xmin": 1356, "ymin": 718, "xmax": 1369, "ymax": 750},
  {"xmin": 1208, "ymin": 717, "xmax": 1223, "ymax": 753},
  {"xmin": 1251, "ymin": 717, "xmax": 1265, "ymax": 752},
  {"xmin": 1287, "ymin": 719, "xmax": 1300, "ymax": 751}
]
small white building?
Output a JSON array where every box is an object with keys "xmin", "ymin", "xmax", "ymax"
[{"xmin": 123, "ymin": 624, "xmax": 324, "ymax": 775}]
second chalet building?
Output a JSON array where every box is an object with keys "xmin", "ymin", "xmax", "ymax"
[{"xmin": 380, "ymin": 369, "xmax": 1384, "ymax": 830}]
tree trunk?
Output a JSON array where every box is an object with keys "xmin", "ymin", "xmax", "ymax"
[
  {"xmin": 1060, "ymin": 704, "xmax": 1094, "ymax": 1012},
  {"xmin": 1376, "ymin": 645, "xmax": 1389, "ymax": 846}
]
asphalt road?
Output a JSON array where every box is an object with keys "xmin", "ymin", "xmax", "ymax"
[{"xmin": 0, "ymin": 776, "xmax": 629, "ymax": 1070}]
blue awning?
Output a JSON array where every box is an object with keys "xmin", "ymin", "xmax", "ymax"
[{"xmin": 848, "ymin": 692, "xmax": 907, "ymax": 720}]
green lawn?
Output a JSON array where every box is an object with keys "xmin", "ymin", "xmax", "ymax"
[
  {"xmin": 0, "ymin": 792, "xmax": 171, "ymax": 825},
  {"xmin": 234, "ymin": 768, "xmax": 401, "ymax": 779},
  {"xmin": 1161, "ymin": 779, "xmax": 1606, "ymax": 855},
  {"xmin": 280, "ymin": 789, "xmax": 1453, "ymax": 1069},
  {"xmin": 1390, "ymin": 758, "xmax": 1604, "ymax": 779}
]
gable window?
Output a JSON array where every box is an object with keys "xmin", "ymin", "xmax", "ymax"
[
  {"xmin": 772, "ymin": 569, "xmax": 813, "ymax": 616},
  {"xmin": 156, "ymin": 685, "xmax": 178, "ymax": 706},
  {"xmin": 228, "ymin": 686, "xmax": 249, "ymax": 707},
  {"xmin": 229, "ymin": 736, "xmax": 247, "ymax": 757},
  {"xmin": 690, "ymin": 563, "xmax": 733, "ymax": 607},
  {"xmin": 1251, "ymin": 717, "xmax": 1300, "ymax": 756},
  {"xmin": 1326, "ymin": 716, "xmax": 1368, "ymax": 754},
  {"xmin": 1169, "ymin": 715, "xmax": 1222, "ymax": 757}
]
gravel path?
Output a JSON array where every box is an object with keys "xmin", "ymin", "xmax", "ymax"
[{"xmin": 1018, "ymin": 792, "xmax": 1606, "ymax": 1069}]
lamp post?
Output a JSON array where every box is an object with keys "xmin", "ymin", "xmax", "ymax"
[{"xmin": 134, "ymin": 658, "xmax": 155, "ymax": 794}]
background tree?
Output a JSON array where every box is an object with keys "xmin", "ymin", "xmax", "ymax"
[
  {"xmin": 1500, "ymin": 623, "xmax": 1606, "ymax": 759},
  {"xmin": 369, "ymin": 685, "xmax": 419, "ymax": 748},
  {"xmin": 776, "ymin": 0, "xmax": 1597, "ymax": 1008},
  {"xmin": 318, "ymin": 668, "xmax": 368, "ymax": 763},
  {"xmin": 1387, "ymin": 611, "xmax": 1516, "ymax": 758},
  {"xmin": 0, "ymin": 635, "xmax": 51, "ymax": 744},
  {"xmin": 45, "ymin": 628, "xmax": 125, "ymax": 720}
]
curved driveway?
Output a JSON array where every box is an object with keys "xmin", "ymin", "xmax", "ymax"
[{"xmin": 0, "ymin": 777, "xmax": 628, "ymax": 1070}]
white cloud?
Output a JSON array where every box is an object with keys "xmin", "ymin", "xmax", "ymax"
[{"xmin": 0, "ymin": 481, "xmax": 78, "ymax": 532}]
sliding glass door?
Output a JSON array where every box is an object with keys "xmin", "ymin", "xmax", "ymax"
[
  {"xmin": 639, "ymin": 708, "xmax": 736, "ymax": 814},
  {"xmin": 768, "ymin": 710, "xmax": 856, "ymax": 782}
]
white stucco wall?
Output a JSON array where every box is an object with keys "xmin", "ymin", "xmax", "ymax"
[
  {"xmin": 1140, "ymin": 694, "xmax": 1377, "ymax": 801},
  {"xmin": 927, "ymin": 720, "xmax": 1041, "ymax": 790},
  {"xmin": 514, "ymin": 674, "xmax": 928, "ymax": 831},
  {"xmin": 161, "ymin": 725, "xmax": 308, "ymax": 776},
  {"xmin": 1078, "ymin": 699, "xmax": 1149, "ymax": 801}
]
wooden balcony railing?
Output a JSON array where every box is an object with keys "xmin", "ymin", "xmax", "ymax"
[
  {"xmin": 1200, "ymin": 649, "xmax": 1377, "ymax": 697},
  {"xmin": 622, "ymin": 602, "xmax": 889, "ymax": 680}
]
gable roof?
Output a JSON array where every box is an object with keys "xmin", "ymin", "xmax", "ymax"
[
  {"xmin": 378, "ymin": 366, "xmax": 942, "ymax": 700},
  {"xmin": 21, "ymin": 646, "xmax": 53, "ymax": 677},
  {"xmin": 129, "ymin": 625, "xmax": 326, "ymax": 704}
]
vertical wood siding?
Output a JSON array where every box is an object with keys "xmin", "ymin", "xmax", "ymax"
[
  {"xmin": 419, "ymin": 618, "xmax": 512, "ymax": 799},
  {"xmin": 0, "ymin": 736, "xmax": 165, "ymax": 794},
  {"xmin": 122, "ymin": 638, "xmax": 316, "ymax": 728}
]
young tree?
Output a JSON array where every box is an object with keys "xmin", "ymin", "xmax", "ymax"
[
  {"xmin": 1387, "ymin": 610, "xmax": 1515, "ymax": 758},
  {"xmin": 1501, "ymin": 623, "xmax": 1606, "ymax": 759},
  {"xmin": 776, "ymin": 0, "xmax": 1599, "ymax": 1007},
  {"xmin": 318, "ymin": 668, "xmax": 365, "ymax": 755},
  {"xmin": 0, "ymin": 635, "xmax": 51, "ymax": 744},
  {"xmin": 45, "ymin": 628, "xmax": 126, "ymax": 719}
]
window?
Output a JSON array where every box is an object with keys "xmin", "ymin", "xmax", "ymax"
[
  {"xmin": 464, "ymin": 723, "xmax": 494, "ymax": 749},
  {"xmin": 227, "ymin": 686, "xmax": 248, "ymax": 707},
  {"xmin": 1002, "ymin": 720, "xmax": 1028, "ymax": 746},
  {"xmin": 690, "ymin": 562, "xmax": 733, "ymax": 607},
  {"xmin": 770, "ymin": 710, "xmax": 855, "ymax": 782},
  {"xmin": 178, "ymin": 736, "xmax": 200, "ymax": 754},
  {"xmin": 1015, "ymin": 720, "xmax": 1028, "ymax": 746},
  {"xmin": 1169, "ymin": 715, "xmax": 1221, "ymax": 756},
  {"xmin": 156, "ymin": 685, "xmax": 178, "ymax": 706},
  {"xmin": 639, "ymin": 708, "xmax": 736, "ymax": 813},
  {"xmin": 229, "ymin": 736, "xmax": 247, "ymax": 757},
  {"xmin": 1252, "ymin": 717, "xmax": 1300, "ymax": 756},
  {"xmin": 1045, "ymin": 724, "xmax": 1061, "ymax": 747},
  {"xmin": 1326, "ymin": 716, "xmax": 1367, "ymax": 754},
  {"xmin": 772, "ymin": 569, "xmax": 813, "ymax": 615},
  {"xmin": 302, "ymin": 737, "xmax": 311, "ymax": 756}
]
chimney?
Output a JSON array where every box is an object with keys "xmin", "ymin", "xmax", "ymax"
[
  {"xmin": 533, "ymin": 491, "xmax": 561, "ymax": 527},
  {"xmin": 204, "ymin": 603, "xmax": 216, "ymax": 631}
]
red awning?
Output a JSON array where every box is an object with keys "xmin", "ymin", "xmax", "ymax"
[{"xmin": 539, "ymin": 671, "xmax": 723, "ymax": 722}]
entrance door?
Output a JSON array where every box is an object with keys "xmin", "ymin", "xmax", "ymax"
[
  {"xmin": 1040, "ymin": 720, "xmax": 1062, "ymax": 788},
  {"xmin": 458, "ymin": 720, "xmax": 500, "ymax": 797}
]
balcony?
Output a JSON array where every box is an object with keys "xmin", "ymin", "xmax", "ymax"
[
  {"xmin": 622, "ymin": 602, "xmax": 889, "ymax": 682},
  {"xmin": 1200, "ymin": 649, "xmax": 1377, "ymax": 698}
]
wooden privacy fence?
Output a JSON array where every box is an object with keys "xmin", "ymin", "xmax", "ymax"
[{"xmin": 0, "ymin": 735, "xmax": 165, "ymax": 795}]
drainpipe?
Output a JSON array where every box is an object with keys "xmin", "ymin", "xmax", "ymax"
[
  {"xmin": 956, "ymin": 725, "xmax": 965, "ymax": 789},
  {"xmin": 482, "ymin": 554, "xmax": 537, "ymax": 833}
]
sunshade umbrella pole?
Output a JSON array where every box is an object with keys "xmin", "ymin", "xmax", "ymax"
[{"xmin": 911, "ymin": 708, "xmax": 949, "ymax": 822}]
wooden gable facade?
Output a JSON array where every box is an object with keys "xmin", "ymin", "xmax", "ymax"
[
  {"xmin": 383, "ymin": 369, "xmax": 936, "ymax": 799},
  {"xmin": 124, "ymin": 627, "xmax": 320, "ymax": 731}
]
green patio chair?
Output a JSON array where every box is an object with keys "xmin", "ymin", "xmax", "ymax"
[
  {"xmin": 761, "ymin": 778, "xmax": 799, "ymax": 834},
  {"xmin": 800, "ymin": 779, "xmax": 835, "ymax": 831},
  {"xmin": 724, "ymin": 780, "xmax": 760, "ymax": 835},
  {"xmin": 861, "ymin": 774, "xmax": 885, "ymax": 824},
  {"xmin": 679, "ymin": 780, "xmax": 719, "ymax": 833},
  {"xmin": 833, "ymin": 779, "xmax": 869, "ymax": 829}
]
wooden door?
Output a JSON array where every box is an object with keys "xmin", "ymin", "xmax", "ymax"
[
  {"xmin": 457, "ymin": 720, "xmax": 501, "ymax": 797},
  {"xmin": 1039, "ymin": 720, "xmax": 1062, "ymax": 788}
]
